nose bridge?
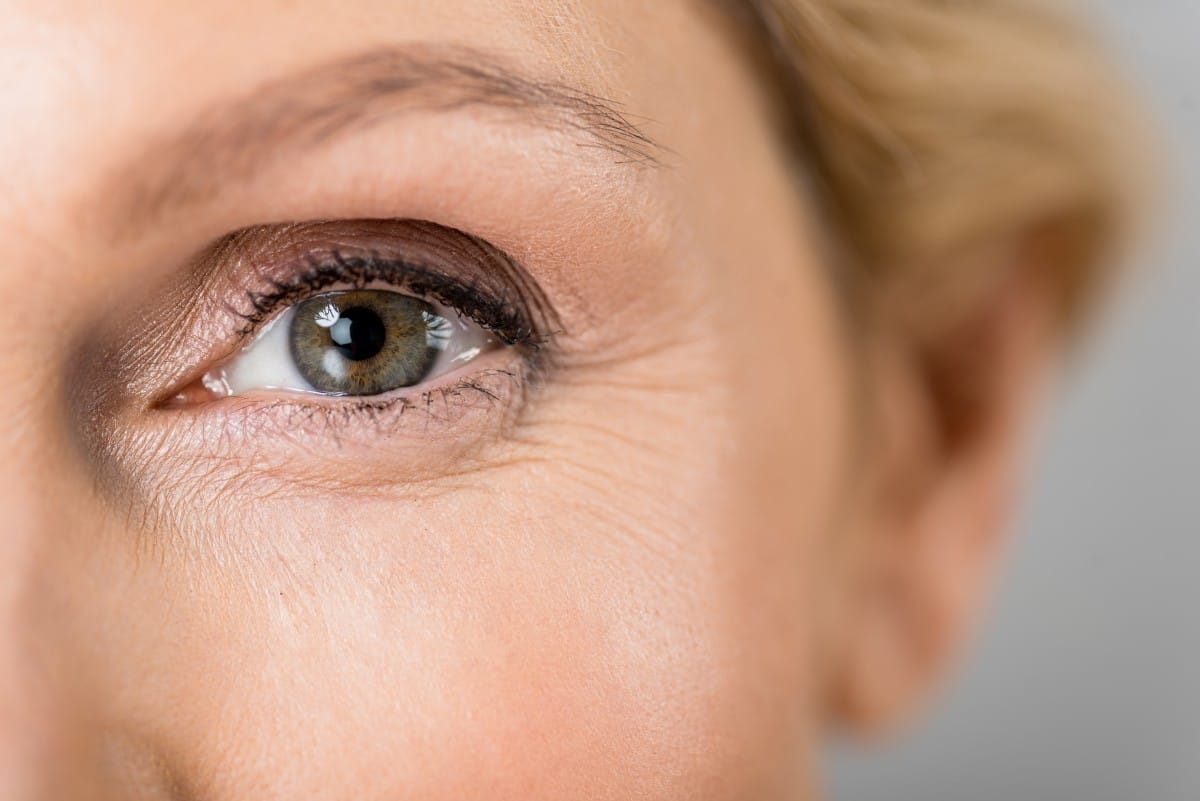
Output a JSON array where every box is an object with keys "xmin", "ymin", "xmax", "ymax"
[
  {"xmin": 0, "ymin": 352, "xmax": 68, "ymax": 600},
  {"xmin": 0, "ymin": 55, "xmax": 121, "ymax": 790},
  {"xmin": 0, "ymin": 514, "xmax": 56, "ymax": 799},
  {"xmin": 0, "ymin": 472, "xmax": 77, "ymax": 800},
  {"xmin": 0, "ymin": 367, "xmax": 105, "ymax": 799}
]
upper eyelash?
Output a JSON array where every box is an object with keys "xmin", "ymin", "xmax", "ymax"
[{"xmin": 234, "ymin": 250, "xmax": 558, "ymax": 355}]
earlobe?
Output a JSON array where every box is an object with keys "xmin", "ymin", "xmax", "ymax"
[{"xmin": 822, "ymin": 256, "xmax": 1059, "ymax": 736}]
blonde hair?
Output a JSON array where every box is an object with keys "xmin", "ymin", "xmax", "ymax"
[{"xmin": 728, "ymin": 0, "xmax": 1151, "ymax": 333}]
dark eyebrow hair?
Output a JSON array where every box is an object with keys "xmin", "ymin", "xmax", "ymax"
[{"xmin": 103, "ymin": 44, "xmax": 664, "ymax": 232}]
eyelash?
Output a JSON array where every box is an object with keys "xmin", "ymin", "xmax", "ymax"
[
  {"xmin": 235, "ymin": 250, "xmax": 553, "ymax": 354},
  {"xmin": 249, "ymin": 367, "xmax": 527, "ymax": 435}
]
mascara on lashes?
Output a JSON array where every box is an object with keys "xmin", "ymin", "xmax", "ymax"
[{"xmin": 232, "ymin": 219, "xmax": 562, "ymax": 363}]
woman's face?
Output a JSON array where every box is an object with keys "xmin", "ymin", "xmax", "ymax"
[{"xmin": 2, "ymin": 1, "xmax": 858, "ymax": 797}]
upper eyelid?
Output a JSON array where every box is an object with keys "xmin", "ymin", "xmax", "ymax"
[
  {"xmin": 235, "ymin": 251, "xmax": 553, "ymax": 350},
  {"xmin": 204, "ymin": 220, "xmax": 565, "ymax": 378}
]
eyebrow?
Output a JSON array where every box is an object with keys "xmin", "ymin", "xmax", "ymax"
[{"xmin": 104, "ymin": 44, "xmax": 664, "ymax": 232}]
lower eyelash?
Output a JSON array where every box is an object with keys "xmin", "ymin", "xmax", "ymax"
[
  {"xmin": 231, "ymin": 366, "xmax": 530, "ymax": 439},
  {"xmin": 116, "ymin": 366, "xmax": 535, "ymax": 505},
  {"xmin": 334, "ymin": 371, "xmax": 518, "ymax": 425}
]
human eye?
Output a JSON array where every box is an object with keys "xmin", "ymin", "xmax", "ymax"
[
  {"xmin": 210, "ymin": 286, "xmax": 499, "ymax": 398},
  {"xmin": 162, "ymin": 219, "xmax": 560, "ymax": 435}
]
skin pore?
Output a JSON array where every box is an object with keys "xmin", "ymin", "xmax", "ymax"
[{"xmin": 0, "ymin": 1, "xmax": 1060, "ymax": 799}]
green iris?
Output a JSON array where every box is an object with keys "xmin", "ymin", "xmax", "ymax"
[{"xmin": 289, "ymin": 290, "xmax": 445, "ymax": 396}]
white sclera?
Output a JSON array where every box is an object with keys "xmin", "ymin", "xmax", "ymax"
[{"xmin": 212, "ymin": 298, "xmax": 495, "ymax": 397}]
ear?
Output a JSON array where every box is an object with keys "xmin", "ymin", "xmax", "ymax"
[{"xmin": 821, "ymin": 235, "xmax": 1062, "ymax": 735}]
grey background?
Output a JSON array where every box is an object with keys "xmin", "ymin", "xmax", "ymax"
[{"xmin": 830, "ymin": 2, "xmax": 1199, "ymax": 799}]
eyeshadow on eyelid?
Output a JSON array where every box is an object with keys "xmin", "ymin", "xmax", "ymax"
[{"xmin": 219, "ymin": 221, "xmax": 559, "ymax": 331}]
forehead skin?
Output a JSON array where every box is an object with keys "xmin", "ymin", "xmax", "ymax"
[
  {"xmin": 0, "ymin": 1, "xmax": 849, "ymax": 800},
  {"xmin": 0, "ymin": 0, "xmax": 787, "ymax": 320},
  {"xmin": 4, "ymin": 0, "xmax": 680, "ymax": 198}
]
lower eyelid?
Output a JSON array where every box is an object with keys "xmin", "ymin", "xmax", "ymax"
[
  {"xmin": 145, "ymin": 360, "xmax": 534, "ymax": 495},
  {"xmin": 134, "ymin": 354, "xmax": 558, "ymax": 506},
  {"xmin": 203, "ymin": 344, "xmax": 527, "ymax": 417}
]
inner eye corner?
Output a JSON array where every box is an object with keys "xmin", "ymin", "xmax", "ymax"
[{"xmin": 153, "ymin": 369, "xmax": 231, "ymax": 410}]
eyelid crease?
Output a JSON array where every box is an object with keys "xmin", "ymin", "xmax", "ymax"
[{"xmin": 243, "ymin": 220, "xmax": 557, "ymax": 333}]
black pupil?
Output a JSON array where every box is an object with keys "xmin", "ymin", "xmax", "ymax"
[{"xmin": 329, "ymin": 307, "xmax": 387, "ymax": 361}]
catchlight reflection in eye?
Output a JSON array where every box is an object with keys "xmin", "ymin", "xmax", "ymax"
[{"xmin": 208, "ymin": 290, "xmax": 495, "ymax": 398}]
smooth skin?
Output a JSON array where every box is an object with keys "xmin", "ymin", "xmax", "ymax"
[{"xmin": 0, "ymin": 1, "xmax": 1054, "ymax": 798}]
